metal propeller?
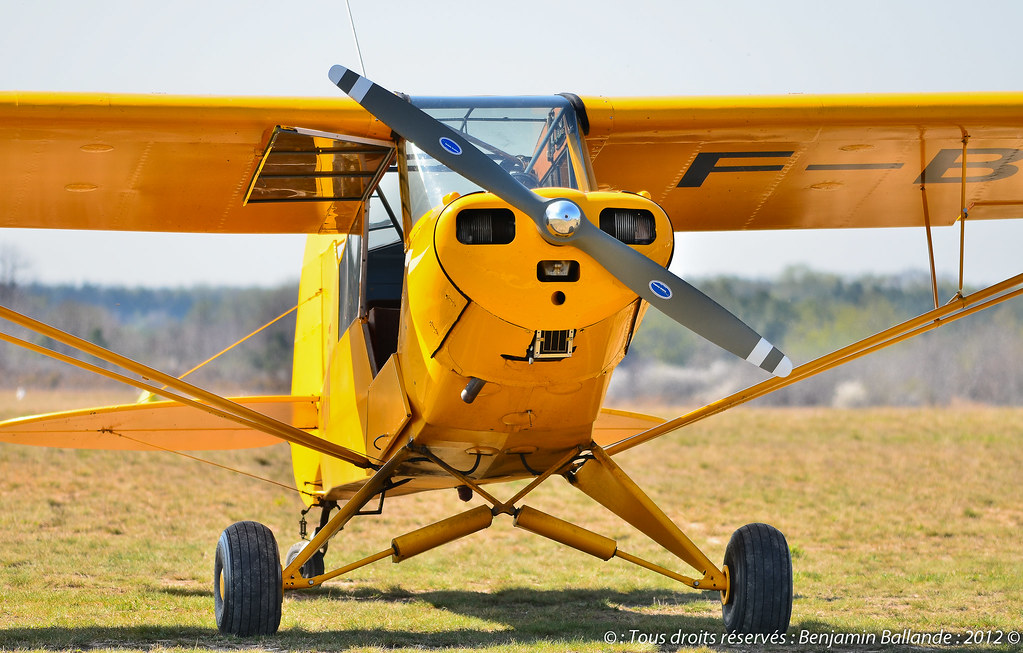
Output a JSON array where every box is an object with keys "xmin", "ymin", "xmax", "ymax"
[{"xmin": 328, "ymin": 65, "xmax": 792, "ymax": 378}]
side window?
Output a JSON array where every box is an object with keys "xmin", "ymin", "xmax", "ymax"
[
  {"xmin": 337, "ymin": 167, "xmax": 405, "ymax": 373},
  {"xmin": 365, "ymin": 167, "xmax": 405, "ymax": 312},
  {"xmin": 337, "ymin": 234, "xmax": 363, "ymax": 334},
  {"xmin": 337, "ymin": 169, "xmax": 403, "ymax": 343}
]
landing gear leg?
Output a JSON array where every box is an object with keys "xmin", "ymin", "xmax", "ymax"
[
  {"xmin": 284, "ymin": 540, "xmax": 325, "ymax": 579},
  {"xmin": 285, "ymin": 500, "xmax": 337, "ymax": 578},
  {"xmin": 563, "ymin": 443, "xmax": 792, "ymax": 634}
]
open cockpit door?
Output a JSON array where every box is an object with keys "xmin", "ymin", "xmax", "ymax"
[{"xmin": 245, "ymin": 126, "xmax": 395, "ymax": 233}]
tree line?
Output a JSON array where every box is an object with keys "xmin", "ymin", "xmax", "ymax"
[
  {"xmin": 0, "ymin": 283, "xmax": 297, "ymax": 394},
  {"xmin": 0, "ymin": 267, "xmax": 1019, "ymax": 406},
  {"xmin": 613, "ymin": 266, "xmax": 1023, "ymax": 407}
]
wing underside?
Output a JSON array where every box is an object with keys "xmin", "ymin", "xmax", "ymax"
[
  {"xmin": 591, "ymin": 406, "xmax": 665, "ymax": 448},
  {"xmin": 0, "ymin": 395, "xmax": 317, "ymax": 450}
]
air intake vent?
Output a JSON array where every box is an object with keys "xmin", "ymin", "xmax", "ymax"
[
  {"xmin": 456, "ymin": 209, "xmax": 515, "ymax": 244},
  {"xmin": 530, "ymin": 329, "xmax": 576, "ymax": 360},
  {"xmin": 599, "ymin": 208, "xmax": 656, "ymax": 245}
]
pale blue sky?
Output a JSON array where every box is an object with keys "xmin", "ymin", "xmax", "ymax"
[{"xmin": 2, "ymin": 0, "xmax": 1023, "ymax": 286}]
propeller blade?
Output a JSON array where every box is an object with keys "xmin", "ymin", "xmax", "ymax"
[
  {"xmin": 572, "ymin": 219, "xmax": 792, "ymax": 377},
  {"xmin": 328, "ymin": 65, "xmax": 792, "ymax": 378}
]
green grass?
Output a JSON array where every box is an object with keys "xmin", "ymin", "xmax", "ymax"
[{"xmin": 1, "ymin": 399, "xmax": 1022, "ymax": 651}]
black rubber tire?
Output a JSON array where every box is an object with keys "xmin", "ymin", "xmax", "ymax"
[
  {"xmin": 214, "ymin": 521, "xmax": 283, "ymax": 636},
  {"xmin": 721, "ymin": 522, "xmax": 792, "ymax": 634},
  {"xmin": 284, "ymin": 541, "xmax": 325, "ymax": 578}
]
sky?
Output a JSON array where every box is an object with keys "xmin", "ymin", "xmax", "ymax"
[{"xmin": 2, "ymin": 0, "xmax": 1023, "ymax": 287}]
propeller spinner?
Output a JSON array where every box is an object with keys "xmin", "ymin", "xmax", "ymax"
[{"xmin": 328, "ymin": 65, "xmax": 792, "ymax": 378}]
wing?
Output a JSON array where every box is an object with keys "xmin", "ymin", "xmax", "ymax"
[
  {"xmin": 0, "ymin": 395, "xmax": 317, "ymax": 450},
  {"xmin": 0, "ymin": 92, "xmax": 391, "ymax": 234},
  {"xmin": 580, "ymin": 92, "xmax": 1023, "ymax": 231},
  {"xmin": 591, "ymin": 407, "xmax": 664, "ymax": 447}
]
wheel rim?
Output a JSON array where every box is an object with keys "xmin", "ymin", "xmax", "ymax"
[{"xmin": 720, "ymin": 564, "xmax": 732, "ymax": 606}]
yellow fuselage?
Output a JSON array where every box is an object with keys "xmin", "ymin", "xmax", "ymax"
[{"xmin": 293, "ymin": 188, "xmax": 673, "ymax": 500}]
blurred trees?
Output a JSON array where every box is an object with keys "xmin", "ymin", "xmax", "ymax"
[
  {"xmin": 0, "ymin": 262, "xmax": 1019, "ymax": 406},
  {"xmin": 612, "ymin": 266, "xmax": 1023, "ymax": 407},
  {"xmin": 0, "ymin": 283, "xmax": 299, "ymax": 394}
]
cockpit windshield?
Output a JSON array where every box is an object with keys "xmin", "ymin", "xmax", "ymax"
[{"xmin": 404, "ymin": 96, "xmax": 587, "ymax": 223}]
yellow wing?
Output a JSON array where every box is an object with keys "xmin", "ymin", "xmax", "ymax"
[
  {"xmin": 10, "ymin": 91, "xmax": 1023, "ymax": 235},
  {"xmin": 0, "ymin": 395, "xmax": 317, "ymax": 450},
  {"xmin": 0, "ymin": 92, "xmax": 390, "ymax": 234},
  {"xmin": 580, "ymin": 92, "xmax": 1023, "ymax": 231},
  {"xmin": 591, "ymin": 407, "xmax": 664, "ymax": 448}
]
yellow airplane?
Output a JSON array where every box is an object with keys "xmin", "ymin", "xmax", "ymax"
[{"xmin": 1, "ymin": 67, "xmax": 1022, "ymax": 637}]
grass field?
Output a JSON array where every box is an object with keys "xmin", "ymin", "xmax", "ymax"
[{"xmin": 0, "ymin": 391, "xmax": 1021, "ymax": 651}]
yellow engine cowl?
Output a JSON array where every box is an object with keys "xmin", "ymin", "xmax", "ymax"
[
  {"xmin": 395, "ymin": 188, "xmax": 670, "ymax": 460},
  {"xmin": 433, "ymin": 188, "xmax": 673, "ymax": 331}
]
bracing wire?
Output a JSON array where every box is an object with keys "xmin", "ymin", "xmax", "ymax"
[
  {"xmin": 160, "ymin": 289, "xmax": 321, "ymax": 388},
  {"xmin": 108, "ymin": 429, "xmax": 317, "ymax": 498}
]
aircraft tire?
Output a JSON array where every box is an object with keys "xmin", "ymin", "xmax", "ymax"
[
  {"xmin": 721, "ymin": 522, "xmax": 792, "ymax": 635},
  {"xmin": 284, "ymin": 540, "xmax": 326, "ymax": 578},
  {"xmin": 214, "ymin": 521, "xmax": 283, "ymax": 636}
]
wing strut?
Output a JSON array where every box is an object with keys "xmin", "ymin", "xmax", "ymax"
[
  {"xmin": 957, "ymin": 132, "xmax": 970, "ymax": 298},
  {"xmin": 0, "ymin": 304, "xmax": 376, "ymax": 469}
]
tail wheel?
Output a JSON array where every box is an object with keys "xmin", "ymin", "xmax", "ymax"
[
  {"xmin": 214, "ymin": 521, "xmax": 283, "ymax": 636},
  {"xmin": 721, "ymin": 522, "xmax": 792, "ymax": 634},
  {"xmin": 284, "ymin": 540, "xmax": 326, "ymax": 578}
]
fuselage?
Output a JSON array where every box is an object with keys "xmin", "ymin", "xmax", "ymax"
[
  {"xmin": 290, "ymin": 97, "xmax": 674, "ymax": 500},
  {"xmin": 393, "ymin": 188, "xmax": 672, "ymax": 481}
]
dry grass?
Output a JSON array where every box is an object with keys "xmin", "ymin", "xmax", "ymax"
[{"xmin": 0, "ymin": 394, "xmax": 1021, "ymax": 651}]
